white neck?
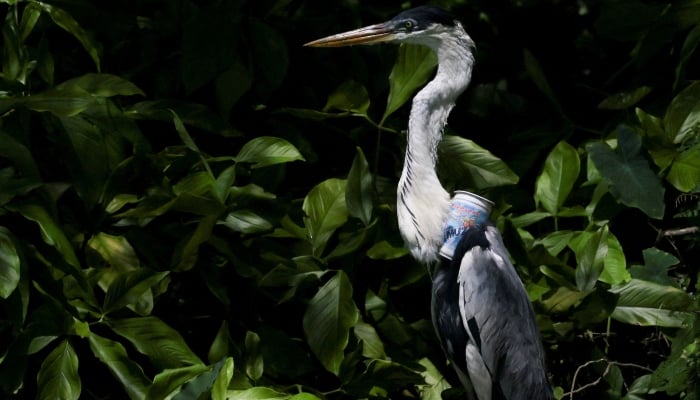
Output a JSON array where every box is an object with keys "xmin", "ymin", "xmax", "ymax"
[{"xmin": 397, "ymin": 23, "xmax": 475, "ymax": 263}]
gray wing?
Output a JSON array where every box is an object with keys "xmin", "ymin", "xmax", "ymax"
[{"xmin": 457, "ymin": 225, "xmax": 551, "ymax": 400}]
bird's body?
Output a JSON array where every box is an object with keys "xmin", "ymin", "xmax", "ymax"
[{"xmin": 306, "ymin": 6, "xmax": 552, "ymax": 399}]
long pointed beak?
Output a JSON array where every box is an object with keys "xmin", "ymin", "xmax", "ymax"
[{"xmin": 304, "ymin": 23, "xmax": 395, "ymax": 47}]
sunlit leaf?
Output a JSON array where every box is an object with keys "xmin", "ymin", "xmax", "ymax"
[
  {"xmin": 598, "ymin": 232, "xmax": 630, "ymax": 285},
  {"xmin": 0, "ymin": 227, "xmax": 20, "ymax": 299},
  {"xmin": 211, "ymin": 358, "xmax": 234, "ymax": 400},
  {"xmin": 245, "ymin": 331, "xmax": 264, "ymax": 381},
  {"xmin": 417, "ymin": 357, "xmax": 451, "ymax": 400},
  {"xmin": 535, "ymin": 141, "xmax": 580, "ymax": 214},
  {"xmin": 226, "ymin": 387, "xmax": 288, "ymax": 399},
  {"xmin": 438, "ymin": 135, "xmax": 519, "ymax": 189},
  {"xmin": 303, "ymin": 271, "xmax": 359, "ymax": 375},
  {"xmin": 382, "ymin": 43, "xmax": 437, "ymax": 123},
  {"xmin": 236, "ymin": 136, "xmax": 305, "ymax": 169},
  {"xmin": 36, "ymin": 340, "xmax": 81, "ymax": 400},
  {"xmin": 610, "ymin": 279, "xmax": 693, "ymax": 327},
  {"xmin": 222, "ymin": 210, "xmax": 273, "ymax": 234},
  {"xmin": 664, "ymin": 80, "xmax": 700, "ymax": 144},
  {"xmin": 535, "ymin": 230, "xmax": 574, "ymax": 256},
  {"xmin": 88, "ymin": 333, "xmax": 150, "ymax": 400},
  {"xmin": 147, "ymin": 364, "xmax": 209, "ymax": 400},
  {"xmin": 302, "ymin": 178, "xmax": 348, "ymax": 256},
  {"xmin": 587, "ymin": 127, "xmax": 665, "ymax": 218},
  {"xmin": 109, "ymin": 316, "xmax": 203, "ymax": 370},
  {"xmin": 666, "ymin": 143, "xmax": 700, "ymax": 192},
  {"xmin": 346, "ymin": 147, "xmax": 373, "ymax": 225},
  {"xmin": 572, "ymin": 226, "xmax": 609, "ymax": 290}
]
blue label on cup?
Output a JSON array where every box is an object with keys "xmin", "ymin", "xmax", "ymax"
[{"xmin": 439, "ymin": 191, "xmax": 493, "ymax": 260}]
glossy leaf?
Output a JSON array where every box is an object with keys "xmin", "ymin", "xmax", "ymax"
[
  {"xmin": 88, "ymin": 333, "xmax": 150, "ymax": 400},
  {"xmin": 245, "ymin": 331, "xmax": 264, "ymax": 381},
  {"xmin": 664, "ymin": 80, "xmax": 700, "ymax": 144},
  {"xmin": 438, "ymin": 135, "xmax": 519, "ymax": 189},
  {"xmin": 208, "ymin": 321, "xmax": 231, "ymax": 364},
  {"xmin": 535, "ymin": 141, "xmax": 580, "ymax": 214},
  {"xmin": 174, "ymin": 215, "xmax": 218, "ymax": 271},
  {"xmin": 417, "ymin": 357, "xmax": 451, "ymax": 400},
  {"xmin": 302, "ymin": 178, "xmax": 348, "ymax": 256},
  {"xmin": 382, "ymin": 43, "xmax": 437, "ymax": 123},
  {"xmin": 236, "ymin": 136, "xmax": 305, "ymax": 169},
  {"xmin": 666, "ymin": 143, "xmax": 700, "ymax": 192},
  {"xmin": 610, "ymin": 279, "xmax": 693, "ymax": 327},
  {"xmin": 109, "ymin": 316, "xmax": 203, "ymax": 369},
  {"xmin": 147, "ymin": 364, "xmax": 209, "ymax": 400},
  {"xmin": 303, "ymin": 271, "xmax": 359, "ymax": 375},
  {"xmin": 587, "ymin": 127, "xmax": 665, "ymax": 218},
  {"xmin": 572, "ymin": 227, "xmax": 609, "ymax": 290},
  {"xmin": 211, "ymin": 358, "xmax": 234, "ymax": 400},
  {"xmin": 223, "ymin": 210, "xmax": 273, "ymax": 234},
  {"xmin": 36, "ymin": 340, "xmax": 81, "ymax": 400},
  {"xmin": 0, "ymin": 227, "xmax": 20, "ymax": 299},
  {"xmin": 598, "ymin": 232, "xmax": 630, "ymax": 286},
  {"xmin": 346, "ymin": 147, "xmax": 373, "ymax": 225}
]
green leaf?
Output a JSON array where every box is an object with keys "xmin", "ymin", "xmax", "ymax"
[
  {"xmin": 125, "ymin": 100, "xmax": 237, "ymax": 136},
  {"xmin": 302, "ymin": 178, "xmax": 348, "ymax": 256},
  {"xmin": 88, "ymin": 333, "xmax": 150, "ymax": 400},
  {"xmin": 303, "ymin": 271, "xmax": 359, "ymax": 375},
  {"xmin": 174, "ymin": 215, "xmax": 218, "ymax": 271},
  {"xmin": 147, "ymin": 364, "xmax": 209, "ymax": 400},
  {"xmin": 535, "ymin": 230, "xmax": 574, "ymax": 256},
  {"xmin": 675, "ymin": 23, "xmax": 700, "ymax": 89},
  {"xmin": 523, "ymin": 49, "xmax": 562, "ymax": 113},
  {"xmin": 208, "ymin": 321, "xmax": 231, "ymax": 364},
  {"xmin": 245, "ymin": 331, "xmax": 264, "ymax": 381},
  {"xmin": 598, "ymin": 87, "xmax": 652, "ymax": 110},
  {"xmin": 353, "ymin": 321, "xmax": 386, "ymax": 359},
  {"xmin": 212, "ymin": 358, "xmax": 234, "ymax": 400},
  {"xmin": 587, "ymin": 127, "xmax": 665, "ymax": 218},
  {"xmin": 664, "ymin": 80, "xmax": 700, "ymax": 144},
  {"xmin": 56, "ymin": 73, "xmax": 144, "ymax": 97},
  {"xmin": 610, "ymin": 279, "xmax": 693, "ymax": 327},
  {"xmin": 38, "ymin": 3, "xmax": 101, "ymax": 70},
  {"xmin": 417, "ymin": 357, "xmax": 451, "ymax": 400},
  {"xmin": 13, "ymin": 203, "xmax": 80, "ymax": 269},
  {"xmin": 346, "ymin": 147, "xmax": 373, "ymax": 225},
  {"xmin": 19, "ymin": 2, "xmax": 41, "ymax": 41},
  {"xmin": 438, "ymin": 135, "xmax": 519, "ymax": 189},
  {"xmin": 324, "ymin": 80, "xmax": 370, "ymax": 115},
  {"xmin": 382, "ymin": 43, "xmax": 438, "ymax": 123},
  {"xmin": 235, "ymin": 136, "xmax": 305, "ymax": 169},
  {"xmin": 629, "ymin": 248, "xmax": 679, "ymax": 286},
  {"xmin": 226, "ymin": 387, "xmax": 288, "ymax": 399},
  {"xmin": 216, "ymin": 61, "xmax": 252, "ymax": 115},
  {"xmin": 366, "ymin": 240, "xmax": 409, "ymax": 260},
  {"xmin": 102, "ymin": 269, "xmax": 169, "ymax": 314},
  {"xmin": 535, "ymin": 141, "xmax": 580, "ymax": 214},
  {"xmin": 222, "ymin": 210, "xmax": 273, "ymax": 234},
  {"xmin": 109, "ymin": 317, "xmax": 203, "ymax": 370},
  {"xmin": 666, "ymin": 143, "xmax": 700, "ymax": 192},
  {"xmin": 0, "ymin": 227, "xmax": 20, "ymax": 299},
  {"xmin": 573, "ymin": 226, "xmax": 609, "ymax": 291},
  {"xmin": 36, "ymin": 340, "xmax": 81, "ymax": 400},
  {"xmin": 598, "ymin": 232, "xmax": 630, "ymax": 286}
]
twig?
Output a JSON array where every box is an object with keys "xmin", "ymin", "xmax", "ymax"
[
  {"xmin": 565, "ymin": 359, "xmax": 654, "ymax": 399},
  {"xmin": 661, "ymin": 226, "xmax": 699, "ymax": 237}
]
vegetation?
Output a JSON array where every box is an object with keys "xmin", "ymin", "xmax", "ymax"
[{"xmin": 0, "ymin": 0, "xmax": 698, "ymax": 399}]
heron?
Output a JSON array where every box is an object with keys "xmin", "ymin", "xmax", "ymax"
[{"xmin": 306, "ymin": 6, "xmax": 552, "ymax": 400}]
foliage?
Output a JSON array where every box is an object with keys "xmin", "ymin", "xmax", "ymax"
[{"xmin": 0, "ymin": 0, "xmax": 698, "ymax": 399}]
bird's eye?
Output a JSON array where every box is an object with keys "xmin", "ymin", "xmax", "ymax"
[{"xmin": 403, "ymin": 20, "xmax": 415, "ymax": 30}]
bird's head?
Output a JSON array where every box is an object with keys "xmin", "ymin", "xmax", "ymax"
[{"xmin": 304, "ymin": 6, "xmax": 460, "ymax": 48}]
